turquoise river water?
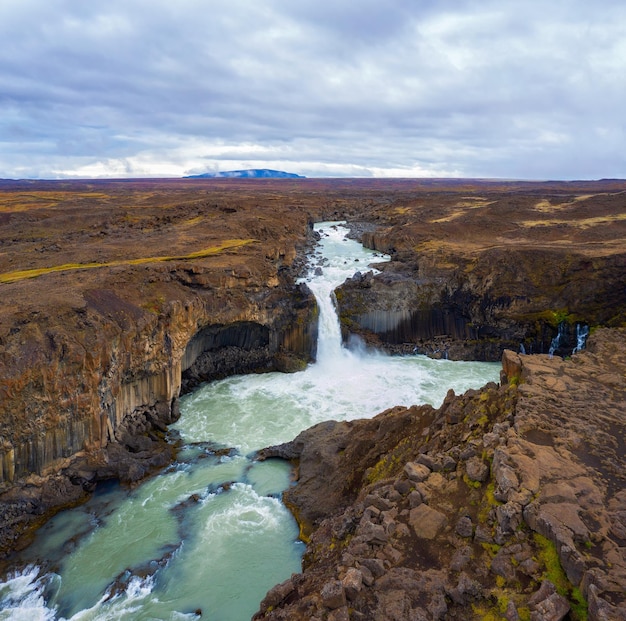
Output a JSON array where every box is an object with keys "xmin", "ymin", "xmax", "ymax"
[{"xmin": 0, "ymin": 222, "xmax": 500, "ymax": 620}]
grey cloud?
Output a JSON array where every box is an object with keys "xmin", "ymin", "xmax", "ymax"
[{"xmin": 0, "ymin": 0, "xmax": 625, "ymax": 178}]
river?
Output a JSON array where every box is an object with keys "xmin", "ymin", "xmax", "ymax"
[{"xmin": 0, "ymin": 222, "xmax": 500, "ymax": 620}]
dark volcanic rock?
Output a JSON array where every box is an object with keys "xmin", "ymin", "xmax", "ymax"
[
  {"xmin": 255, "ymin": 328, "xmax": 626, "ymax": 621},
  {"xmin": 337, "ymin": 186, "xmax": 626, "ymax": 360}
]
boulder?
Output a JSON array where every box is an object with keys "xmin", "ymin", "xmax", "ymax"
[
  {"xmin": 321, "ymin": 580, "xmax": 346, "ymax": 610},
  {"xmin": 502, "ymin": 350, "xmax": 522, "ymax": 382},
  {"xmin": 404, "ymin": 462, "xmax": 431, "ymax": 482},
  {"xmin": 466, "ymin": 456, "xmax": 489, "ymax": 483},
  {"xmin": 341, "ymin": 568, "xmax": 363, "ymax": 600},
  {"xmin": 455, "ymin": 516, "xmax": 474, "ymax": 538},
  {"xmin": 409, "ymin": 504, "xmax": 448, "ymax": 540}
]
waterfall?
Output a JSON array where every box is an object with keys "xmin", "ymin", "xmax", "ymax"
[
  {"xmin": 573, "ymin": 323, "xmax": 590, "ymax": 354},
  {"xmin": 548, "ymin": 322, "xmax": 567, "ymax": 357},
  {"xmin": 0, "ymin": 221, "xmax": 502, "ymax": 621},
  {"xmin": 549, "ymin": 321, "xmax": 590, "ymax": 357},
  {"xmin": 306, "ymin": 283, "xmax": 345, "ymax": 365},
  {"xmin": 299, "ymin": 222, "xmax": 389, "ymax": 367}
]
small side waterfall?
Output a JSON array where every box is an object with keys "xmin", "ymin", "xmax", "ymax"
[
  {"xmin": 573, "ymin": 323, "xmax": 590, "ymax": 353},
  {"xmin": 549, "ymin": 321, "xmax": 590, "ymax": 357},
  {"xmin": 548, "ymin": 322, "xmax": 567, "ymax": 357}
]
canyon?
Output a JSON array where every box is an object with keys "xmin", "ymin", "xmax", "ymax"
[
  {"xmin": 257, "ymin": 327, "xmax": 626, "ymax": 620},
  {"xmin": 0, "ymin": 178, "xmax": 323, "ymax": 553},
  {"xmin": 0, "ymin": 177, "xmax": 625, "ymax": 620}
]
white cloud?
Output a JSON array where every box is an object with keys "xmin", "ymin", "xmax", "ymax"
[{"xmin": 0, "ymin": 0, "xmax": 625, "ymax": 179}]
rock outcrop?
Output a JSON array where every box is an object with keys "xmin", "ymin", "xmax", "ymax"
[
  {"xmin": 256, "ymin": 327, "xmax": 626, "ymax": 620},
  {"xmin": 0, "ymin": 179, "xmax": 323, "ymax": 555},
  {"xmin": 339, "ymin": 186, "xmax": 626, "ymax": 360}
]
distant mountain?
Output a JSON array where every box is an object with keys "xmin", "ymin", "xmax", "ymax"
[{"xmin": 185, "ymin": 169, "xmax": 305, "ymax": 179}]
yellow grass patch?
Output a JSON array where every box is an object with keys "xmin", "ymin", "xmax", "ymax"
[
  {"xmin": 455, "ymin": 200, "xmax": 494, "ymax": 207},
  {"xmin": 430, "ymin": 200, "xmax": 495, "ymax": 223},
  {"xmin": 430, "ymin": 213, "xmax": 462, "ymax": 223},
  {"xmin": 0, "ymin": 239, "xmax": 256, "ymax": 284},
  {"xmin": 534, "ymin": 194, "xmax": 599, "ymax": 213},
  {"xmin": 520, "ymin": 213, "xmax": 626, "ymax": 229},
  {"xmin": 534, "ymin": 199, "xmax": 557, "ymax": 213},
  {"xmin": 0, "ymin": 192, "xmax": 110, "ymax": 212},
  {"xmin": 179, "ymin": 215, "xmax": 205, "ymax": 228}
]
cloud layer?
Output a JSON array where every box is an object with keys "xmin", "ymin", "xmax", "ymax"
[{"xmin": 1, "ymin": 0, "xmax": 625, "ymax": 179}]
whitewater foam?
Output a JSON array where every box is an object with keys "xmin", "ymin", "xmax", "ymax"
[{"xmin": 1, "ymin": 221, "xmax": 500, "ymax": 620}]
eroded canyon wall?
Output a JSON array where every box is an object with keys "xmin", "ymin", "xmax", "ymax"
[
  {"xmin": 336, "ymin": 247, "xmax": 626, "ymax": 360},
  {"xmin": 339, "ymin": 188, "xmax": 626, "ymax": 360},
  {"xmin": 0, "ymin": 180, "xmax": 323, "ymax": 552},
  {"xmin": 0, "ymin": 249, "xmax": 318, "ymax": 484}
]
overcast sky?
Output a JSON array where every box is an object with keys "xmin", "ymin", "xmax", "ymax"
[{"xmin": 1, "ymin": 0, "xmax": 625, "ymax": 180}]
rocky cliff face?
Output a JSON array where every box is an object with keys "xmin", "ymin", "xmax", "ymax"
[
  {"xmin": 0, "ymin": 180, "xmax": 322, "ymax": 555},
  {"xmin": 256, "ymin": 327, "xmax": 626, "ymax": 621},
  {"xmin": 339, "ymin": 188, "xmax": 626, "ymax": 360}
]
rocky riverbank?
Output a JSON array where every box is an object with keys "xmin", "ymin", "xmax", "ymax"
[
  {"xmin": 256, "ymin": 327, "xmax": 626, "ymax": 620},
  {"xmin": 0, "ymin": 179, "xmax": 324, "ymax": 556}
]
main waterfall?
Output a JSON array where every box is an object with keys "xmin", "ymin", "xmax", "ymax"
[{"xmin": 0, "ymin": 222, "xmax": 500, "ymax": 620}]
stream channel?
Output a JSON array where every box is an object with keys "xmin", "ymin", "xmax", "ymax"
[{"xmin": 0, "ymin": 222, "xmax": 500, "ymax": 620}]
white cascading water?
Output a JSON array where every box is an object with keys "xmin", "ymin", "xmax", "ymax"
[
  {"xmin": 549, "ymin": 321, "xmax": 590, "ymax": 357},
  {"xmin": 0, "ymin": 222, "xmax": 500, "ymax": 620},
  {"xmin": 549, "ymin": 322, "xmax": 566, "ymax": 357},
  {"xmin": 573, "ymin": 323, "xmax": 589, "ymax": 353}
]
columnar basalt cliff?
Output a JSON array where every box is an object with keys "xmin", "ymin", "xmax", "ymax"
[
  {"xmin": 0, "ymin": 179, "xmax": 325, "ymax": 554},
  {"xmin": 256, "ymin": 327, "xmax": 626, "ymax": 621},
  {"xmin": 339, "ymin": 186, "xmax": 626, "ymax": 360},
  {"xmin": 0, "ymin": 281, "xmax": 318, "ymax": 553}
]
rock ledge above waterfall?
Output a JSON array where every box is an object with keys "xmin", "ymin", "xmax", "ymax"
[{"xmin": 256, "ymin": 326, "xmax": 626, "ymax": 620}]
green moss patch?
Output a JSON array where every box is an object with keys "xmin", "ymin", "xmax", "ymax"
[{"xmin": 533, "ymin": 533, "xmax": 588, "ymax": 620}]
